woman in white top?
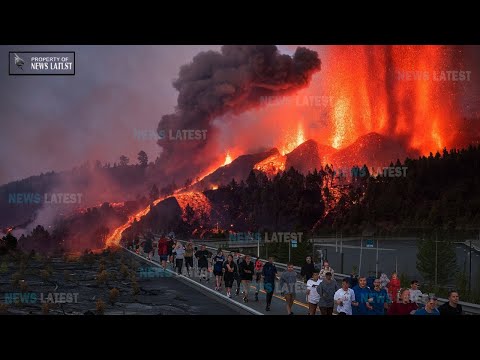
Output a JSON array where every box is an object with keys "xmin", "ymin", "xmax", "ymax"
[
  {"xmin": 306, "ymin": 269, "xmax": 321, "ymax": 315},
  {"xmin": 173, "ymin": 243, "xmax": 186, "ymax": 275}
]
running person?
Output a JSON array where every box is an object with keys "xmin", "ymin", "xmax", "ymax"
[
  {"xmin": 306, "ymin": 269, "xmax": 321, "ymax": 315},
  {"xmin": 184, "ymin": 241, "xmax": 194, "ymax": 277},
  {"xmin": 223, "ymin": 254, "xmax": 237, "ymax": 298},
  {"xmin": 195, "ymin": 245, "xmax": 211, "ymax": 282},
  {"xmin": 173, "ymin": 242, "xmax": 185, "ymax": 275},
  {"xmin": 234, "ymin": 252, "xmax": 243, "ymax": 296},
  {"xmin": 317, "ymin": 272, "xmax": 339, "ymax": 315},
  {"xmin": 239, "ymin": 255, "xmax": 254, "ymax": 302},
  {"xmin": 280, "ymin": 263, "xmax": 297, "ymax": 315},
  {"xmin": 334, "ymin": 278, "xmax": 356, "ymax": 315},
  {"xmin": 262, "ymin": 257, "xmax": 277, "ymax": 311},
  {"xmin": 143, "ymin": 235, "xmax": 154, "ymax": 261},
  {"xmin": 157, "ymin": 235, "xmax": 169, "ymax": 270},
  {"xmin": 167, "ymin": 237, "xmax": 174, "ymax": 270},
  {"xmin": 254, "ymin": 257, "xmax": 263, "ymax": 301},
  {"xmin": 212, "ymin": 249, "xmax": 225, "ymax": 291}
]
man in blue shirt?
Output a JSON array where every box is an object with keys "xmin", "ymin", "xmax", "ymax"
[
  {"xmin": 414, "ymin": 295, "xmax": 440, "ymax": 315},
  {"xmin": 368, "ymin": 278, "xmax": 390, "ymax": 315},
  {"xmin": 352, "ymin": 276, "xmax": 371, "ymax": 315}
]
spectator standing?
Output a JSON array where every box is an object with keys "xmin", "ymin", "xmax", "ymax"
[
  {"xmin": 301, "ymin": 256, "xmax": 315, "ymax": 283},
  {"xmin": 409, "ymin": 280, "xmax": 423, "ymax": 304},
  {"xmin": 319, "ymin": 260, "xmax": 335, "ymax": 280},
  {"xmin": 387, "ymin": 272, "xmax": 401, "ymax": 303}
]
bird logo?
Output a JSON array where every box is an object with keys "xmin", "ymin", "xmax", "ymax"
[{"xmin": 14, "ymin": 53, "xmax": 25, "ymax": 70}]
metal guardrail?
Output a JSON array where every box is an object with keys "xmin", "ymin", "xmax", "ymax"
[
  {"xmin": 168, "ymin": 238, "xmax": 480, "ymax": 315},
  {"xmin": 134, "ymin": 234, "xmax": 479, "ymax": 315}
]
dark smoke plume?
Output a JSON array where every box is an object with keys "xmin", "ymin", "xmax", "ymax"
[{"xmin": 157, "ymin": 45, "xmax": 321, "ymax": 180}]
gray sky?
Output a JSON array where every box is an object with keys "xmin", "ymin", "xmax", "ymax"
[{"xmin": 0, "ymin": 45, "xmax": 221, "ymax": 185}]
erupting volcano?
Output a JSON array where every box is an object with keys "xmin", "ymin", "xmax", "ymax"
[
  {"xmin": 322, "ymin": 45, "xmax": 467, "ymax": 153},
  {"xmin": 103, "ymin": 45, "xmax": 479, "ymax": 247}
]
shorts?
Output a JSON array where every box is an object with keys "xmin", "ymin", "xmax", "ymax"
[
  {"xmin": 225, "ymin": 278, "xmax": 234, "ymax": 288},
  {"xmin": 159, "ymin": 255, "xmax": 168, "ymax": 261},
  {"xmin": 213, "ymin": 270, "xmax": 223, "ymax": 276}
]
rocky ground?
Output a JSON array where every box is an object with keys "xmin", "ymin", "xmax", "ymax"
[{"xmin": 0, "ymin": 248, "xmax": 244, "ymax": 315}]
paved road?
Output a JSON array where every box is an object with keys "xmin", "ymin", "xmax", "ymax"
[{"xmin": 127, "ymin": 248, "xmax": 319, "ymax": 316}]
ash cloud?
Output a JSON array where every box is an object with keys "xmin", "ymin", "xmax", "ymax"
[{"xmin": 157, "ymin": 45, "xmax": 321, "ymax": 179}]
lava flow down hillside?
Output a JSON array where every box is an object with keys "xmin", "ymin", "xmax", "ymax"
[{"xmin": 104, "ymin": 45, "xmax": 480, "ymax": 247}]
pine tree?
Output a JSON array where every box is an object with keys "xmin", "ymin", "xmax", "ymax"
[
  {"xmin": 416, "ymin": 234, "xmax": 457, "ymax": 286},
  {"xmin": 137, "ymin": 151, "xmax": 148, "ymax": 167},
  {"xmin": 119, "ymin": 155, "xmax": 129, "ymax": 166}
]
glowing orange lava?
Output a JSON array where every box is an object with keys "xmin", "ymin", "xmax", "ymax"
[
  {"xmin": 224, "ymin": 151, "xmax": 233, "ymax": 166},
  {"xmin": 280, "ymin": 121, "xmax": 305, "ymax": 155},
  {"xmin": 174, "ymin": 191, "xmax": 212, "ymax": 221},
  {"xmin": 105, "ymin": 197, "xmax": 165, "ymax": 247},
  {"xmin": 322, "ymin": 45, "xmax": 462, "ymax": 154},
  {"xmin": 254, "ymin": 152, "xmax": 287, "ymax": 177}
]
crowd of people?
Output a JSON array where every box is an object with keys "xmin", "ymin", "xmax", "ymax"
[{"xmin": 127, "ymin": 235, "xmax": 464, "ymax": 315}]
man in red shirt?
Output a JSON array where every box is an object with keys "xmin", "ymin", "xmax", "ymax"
[{"xmin": 157, "ymin": 235, "xmax": 169, "ymax": 270}]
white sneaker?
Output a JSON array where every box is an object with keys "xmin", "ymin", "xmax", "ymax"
[{"xmin": 228, "ymin": 292, "xmax": 231, "ymax": 298}]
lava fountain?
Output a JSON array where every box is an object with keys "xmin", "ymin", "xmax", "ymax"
[{"xmin": 321, "ymin": 45, "xmax": 466, "ymax": 153}]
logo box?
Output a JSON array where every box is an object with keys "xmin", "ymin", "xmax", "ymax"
[{"xmin": 9, "ymin": 51, "xmax": 75, "ymax": 76}]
